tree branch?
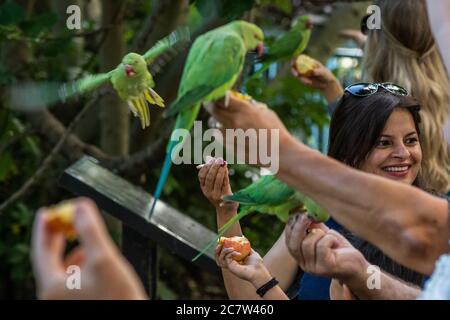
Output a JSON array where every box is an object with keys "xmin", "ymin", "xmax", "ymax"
[
  {"xmin": 0, "ymin": 128, "xmax": 34, "ymax": 155},
  {"xmin": 0, "ymin": 94, "xmax": 98, "ymax": 215}
]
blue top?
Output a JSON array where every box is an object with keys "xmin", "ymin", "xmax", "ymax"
[{"xmin": 297, "ymin": 218, "xmax": 343, "ymax": 300}]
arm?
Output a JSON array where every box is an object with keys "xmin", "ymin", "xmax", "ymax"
[
  {"xmin": 285, "ymin": 214, "xmax": 421, "ymax": 300},
  {"xmin": 279, "ymin": 133, "xmax": 450, "ymax": 275},
  {"xmin": 210, "ymin": 95, "xmax": 450, "ymax": 275},
  {"xmin": 198, "ymin": 158, "xmax": 298, "ymax": 299},
  {"xmin": 344, "ymin": 268, "xmax": 421, "ymax": 300},
  {"xmin": 219, "ymin": 248, "xmax": 289, "ymax": 300},
  {"xmin": 291, "ymin": 58, "xmax": 343, "ymax": 104}
]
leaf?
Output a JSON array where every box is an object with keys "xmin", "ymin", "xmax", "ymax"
[
  {"xmin": 0, "ymin": 1, "xmax": 25, "ymax": 25},
  {"xmin": 21, "ymin": 12, "xmax": 58, "ymax": 38},
  {"xmin": 0, "ymin": 152, "xmax": 19, "ymax": 182}
]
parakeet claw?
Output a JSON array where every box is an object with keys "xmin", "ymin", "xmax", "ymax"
[
  {"xmin": 224, "ymin": 90, "xmax": 231, "ymax": 108},
  {"xmin": 146, "ymin": 87, "xmax": 165, "ymax": 108}
]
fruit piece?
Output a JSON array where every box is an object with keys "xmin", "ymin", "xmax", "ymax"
[
  {"xmin": 219, "ymin": 236, "xmax": 251, "ymax": 262},
  {"xmin": 295, "ymin": 54, "xmax": 319, "ymax": 77},
  {"xmin": 230, "ymin": 90, "xmax": 253, "ymax": 102},
  {"xmin": 46, "ymin": 201, "xmax": 77, "ymax": 241}
]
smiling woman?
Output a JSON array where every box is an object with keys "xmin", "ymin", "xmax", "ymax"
[
  {"xmin": 329, "ymin": 87, "xmax": 424, "ymax": 189},
  {"xmin": 325, "ymin": 86, "xmax": 428, "ymax": 286}
]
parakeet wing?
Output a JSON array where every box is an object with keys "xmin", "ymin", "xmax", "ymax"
[
  {"xmin": 7, "ymin": 72, "xmax": 112, "ymax": 111},
  {"xmin": 142, "ymin": 27, "xmax": 190, "ymax": 65},
  {"xmin": 164, "ymin": 32, "xmax": 245, "ymax": 117},
  {"xmin": 262, "ymin": 27, "xmax": 305, "ymax": 63},
  {"xmin": 223, "ymin": 175, "xmax": 295, "ymax": 206}
]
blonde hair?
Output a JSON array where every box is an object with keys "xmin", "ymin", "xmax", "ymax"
[{"xmin": 363, "ymin": 0, "xmax": 450, "ymax": 193}]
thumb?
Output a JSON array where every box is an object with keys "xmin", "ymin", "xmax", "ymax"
[{"xmin": 73, "ymin": 198, "xmax": 115, "ymax": 258}]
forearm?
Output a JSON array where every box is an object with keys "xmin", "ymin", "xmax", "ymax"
[
  {"xmin": 216, "ymin": 208, "xmax": 242, "ymax": 237},
  {"xmin": 277, "ymin": 134, "xmax": 450, "ymax": 274},
  {"xmin": 263, "ymin": 230, "xmax": 300, "ymax": 291},
  {"xmin": 343, "ymin": 266, "xmax": 421, "ymax": 300},
  {"xmin": 249, "ymin": 267, "xmax": 289, "ymax": 300},
  {"xmin": 216, "ymin": 208, "xmax": 258, "ymax": 299},
  {"xmin": 321, "ymin": 80, "xmax": 343, "ymax": 105}
]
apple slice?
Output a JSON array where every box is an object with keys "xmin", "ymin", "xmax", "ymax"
[
  {"xmin": 219, "ymin": 236, "xmax": 251, "ymax": 262},
  {"xmin": 46, "ymin": 201, "xmax": 77, "ymax": 241},
  {"xmin": 295, "ymin": 54, "xmax": 319, "ymax": 77}
]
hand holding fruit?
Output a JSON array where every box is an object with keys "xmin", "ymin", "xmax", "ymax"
[
  {"xmin": 31, "ymin": 198, "xmax": 147, "ymax": 300},
  {"xmin": 291, "ymin": 54, "xmax": 343, "ymax": 103},
  {"xmin": 215, "ymin": 236, "xmax": 273, "ymax": 288}
]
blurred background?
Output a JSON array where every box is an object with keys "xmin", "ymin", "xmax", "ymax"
[{"xmin": 0, "ymin": 0, "xmax": 369, "ymax": 299}]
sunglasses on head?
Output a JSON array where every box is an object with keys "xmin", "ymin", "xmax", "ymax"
[{"xmin": 344, "ymin": 82, "xmax": 409, "ymax": 97}]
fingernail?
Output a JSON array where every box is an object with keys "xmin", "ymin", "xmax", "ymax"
[{"xmin": 287, "ymin": 215, "xmax": 296, "ymax": 226}]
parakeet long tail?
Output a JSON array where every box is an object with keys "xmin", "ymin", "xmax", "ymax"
[
  {"xmin": 149, "ymin": 139, "xmax": 176, "ymax": 217},
  {"xmin": 150, "ymin": 103, "xmax": 201, "ymax": 217},
  {"xmin": 192, "ymin": 207, "xmax": 251, "ymax": 262}
]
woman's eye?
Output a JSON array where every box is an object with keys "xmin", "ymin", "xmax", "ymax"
[
  {"xmin": 405, "ymin": 137, "xmax": 418, "ymax": 145},
  {"xmin": 377, "ymin": 140, "xmax": 391, "ymax": 147}
]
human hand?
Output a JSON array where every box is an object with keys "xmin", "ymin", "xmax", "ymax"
[
  {"xmin": 330, "ymin": 278, "xmax": 357, "ymax": 300},
  {"xmin": 291, "ymin": 58, "xmax": 343, "ymax": 103},
  {"xmin": 31, "ymin": 197, "xmax": 147, "ymax": 300},
  {"xmin": 215, "ymin": 245, "xmax": 272, "ymax": 288},
  {"xmin": 284, "ymin": 213, "xmax": 367, "ymax": 281},
  {"xmin": 339, "ymin": 29, "xmax": 367, "ymax": 48},
  {"xmin": 198, "ymin": 156, "xmax": 238, "ymax": 214}
]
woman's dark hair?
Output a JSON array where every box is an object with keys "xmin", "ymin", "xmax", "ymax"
[{"xmin": 328, "ymin": 88, "xmax": 426, "ymax": 286}]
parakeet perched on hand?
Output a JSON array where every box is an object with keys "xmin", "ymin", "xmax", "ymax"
[
  {"xmin": 192, "ymin": 174, "xmax": 328, "ymax": 261},
  {"xmin": 7, "ymin": 28, "xmax": 190, "ymax": 129},
  {"xmin": 251, "ymin": 15, "xmax": 312, "ymax": 78},
  {"xmin": 149, "ymin": 20, "xmax": 265, "ymax": 216}
]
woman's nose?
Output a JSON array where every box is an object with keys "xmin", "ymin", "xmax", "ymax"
[{"xmin": 392, "ymin": 143, "xmax": 411, "ymax": 159}]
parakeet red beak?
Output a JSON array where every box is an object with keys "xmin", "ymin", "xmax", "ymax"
[
  {"xmin": 255, "ymin": 43, "xmax": 265, "ymax": 57},
  {"xmin": 306, "ymin": 19, "xmax": 313, "ymax": 30},
  {"xmin": 124, "ymin": 64, "xmax": 136, "ymax": 77}
]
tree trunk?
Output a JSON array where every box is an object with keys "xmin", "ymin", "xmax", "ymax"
[
  {"xmin": 98, "ymin": 0, "xmax": 128, "ymax": 241},
  {"xmin": 306, "ymin": 2, "xmax": 369, "ymax": 63}
]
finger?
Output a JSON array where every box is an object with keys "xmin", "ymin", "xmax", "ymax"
[
  {"xmin": 308, "ymin": 221, "xmax": 329, "ymax": 233},
  {"xmin": 215, "ymin": 92, "xmax": 255, "ymax": 114},
  {"xmin": 285, "ymin": 213, "xmax": 311, "ymax": 267},
  {"xmin": 298, "ymin": 76, "xmax": 313, "ymax": 85},
  {"xmin": 301, "ymin": 228, "xmax": 326, "ymax": 271},
  {"xmin": 218, "ymin": 247, "xmax": 234, "ymax": 266},
  {"xmin": 198, "ymin": 163, "xmax": 212, "ymax": 187},
  {"xmin": 64, "ymin": 247, "xmax": 86, "ymax": 269},
  {"xmin": 286, "ymin": 213, "xmax": 313, "ymax": 247},
  {"xmin": 316, "ymin": 233, "xmax": 339, "ymax": 264},
  {"xmin": 73, "ymin": 198, "xmax": 115, "ymax": 258},
  {"xmin": 327, "ymin": 229, "xmax": 352, "ymax": 247},
  {"xmin": 213, "ymin": 165, "xmax": 227, "ymax": 195},
  {"xmin": 215, "ymin": 244, "xmax": 223, "ymax": 266},
  {"xmin": 205, "ymin": 161, "xmax": 221, "ymax": 191},
  {"xmin": 31, "ymin": 209, "xmax": 67, "ymax": 282}
]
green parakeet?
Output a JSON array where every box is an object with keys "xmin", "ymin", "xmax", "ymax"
[
  {"xmin": 7, "ymin": 28, "xmax": 190, "ymax": 129},
  {"xmin": 149, "ymin": 20, "xmax": 265, "ymax": 216},
  {"xmin": 252, "ymin": 15, "xmax": 312, "ymax": 78},
  {"xmin": 192, "ymin": 174, "xmax": 329, "ymax": 261}
]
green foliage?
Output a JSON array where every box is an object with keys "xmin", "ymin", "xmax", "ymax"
[
  {"xmin": 0, "ymin": 0, "xmax": 345, "ymax": 300},
  {"xmin": 0, "ymin": 202, "xmax": 35, "ymax": 298}
]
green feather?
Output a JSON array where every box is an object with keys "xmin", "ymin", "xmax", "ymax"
[
  {"xmin": 192, "ymin": 174, "xmax": 329, "ymax": 262},
  {"xmin": 150, "ymin": 21, "xmax": 265, "ymax": 217}
]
